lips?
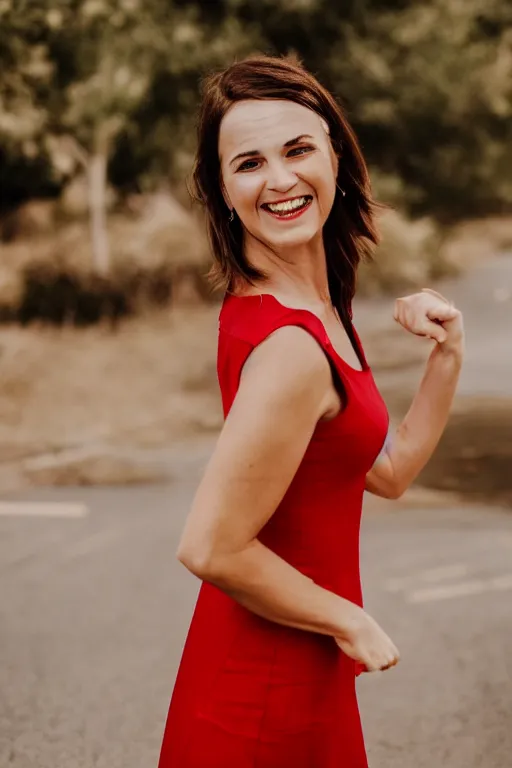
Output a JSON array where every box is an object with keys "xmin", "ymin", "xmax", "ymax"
[{"xmin": 261, "ymin": 195, "xmax": 313, "ymax": 219}]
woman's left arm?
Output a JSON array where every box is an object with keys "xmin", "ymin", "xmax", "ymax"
[{"xmin": 365, "ymin": 288, "xmax": 464, "ymax": 500}]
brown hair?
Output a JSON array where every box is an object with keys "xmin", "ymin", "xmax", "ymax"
[{"xmin": 192, "ymin": 54, "xmax": 380, "ymax": 322}]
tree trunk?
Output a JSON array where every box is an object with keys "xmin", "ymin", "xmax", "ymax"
[{"xmin": 87, "ymin": 150, "xmax": 110, "ymax": 276}]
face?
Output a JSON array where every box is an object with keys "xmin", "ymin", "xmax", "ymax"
[{"xmin": 218, "ymin": 99, "xmax": 338, "ymax": 251}]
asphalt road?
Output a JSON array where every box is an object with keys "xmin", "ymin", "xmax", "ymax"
[
  {"xmin": 440, "ymin": 252, "xmax": 512, "ymax": 397},
  {"xmin": 2, "ymin": 254, "xmax": 512, "ymax": 767},
  {"xmin": 1, "ymin": 453, "xmax": 512, "ymax": 768},
  {"xmin": 355, "ymin": 252, "xmax": 512, "ymax": 398}
]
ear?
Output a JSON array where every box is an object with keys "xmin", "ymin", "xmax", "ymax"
[
  {"xmin": 320, "ymin": 117, "xmax": 330, "ymax": 135},
  {"xmin": 319, "ymin": 114, "xmax": 339, "ymax": 166},
  {"xmin": 220, "ymin": 176, "xmax": 232, "ymax": 212},
  {"xmin": 329, "ymin": 143, "xmax": 339, "ymax": 176}
]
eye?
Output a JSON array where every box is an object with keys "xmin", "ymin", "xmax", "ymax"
[
  {"xmin": 287, "ymin": 145, "xmax": 314, "ymax": 157},
  {"xmin": 237, "ymin": 158, "xmax": 261, "ymax": 172}
]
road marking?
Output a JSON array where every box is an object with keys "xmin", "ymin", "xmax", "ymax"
[
  {"xmin": 419, "ymin": 564, "xmax": 470, "ymax": 583},
  {"xmin": 0, "ymin": 502, "xmax": 88, "ymax": 518},
  {"xmin": 408, "ymin": 574, "xmax": 512, "ymax": 604},
  {"xmin": 490, "ymin": 574, "xmax": 512, "ymax": 590},
  {"xmin": 384, "ymin": 563, "xmax": 469, "ymax": 592}
]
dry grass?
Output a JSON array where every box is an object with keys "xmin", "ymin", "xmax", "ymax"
[
  {"xmin": 362, "ymin": 212, "xmax": 512, "ymax": 296},
  {"xmin": 0, "ymin": 301, "xmax": 511, "ymax": 504},
  {"xmin": 0, "ymin": 192, "xmax": 213, "ymax": 321},
  {"xmin": 360, "ymin": 209, "xmax": 449, "ymax": 295},
  {"xmin": 2, "ymin": 189, "xmax": 511, "ymax": 321},
  {"xmin": 1, "ymin": 203, "xmax": 511, "ymax": 492},
  {"xmin": 0, "ymin": 306, "xmax": 221, "ymax": 466},
  {"xmin": 438, "ymin": 216, "xmax": 512, "ymax": 269}
]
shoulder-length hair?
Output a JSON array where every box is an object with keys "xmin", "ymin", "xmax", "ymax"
[{"xmin": 192, "ymin": 54, "xmax": 380, "ymax": 321}]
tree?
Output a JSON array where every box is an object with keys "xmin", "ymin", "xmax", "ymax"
[
  {"xmin": 41, "ymin": 0, "xmax": 178, "ymax": 274},
  {"xmin": 321, "ymin": 0, "xmax": 512, "ymax": 220},
  {"xmin": 44, "ymin": 0, "xmax": 258, "ymax": 273},
  {"xmin": 0, "ymin": 0, "xmax": 510, "ymax": 229},
  {"xmin": 217, "ymin": 0, "xmax": 512, "ymax": 219},
  {"xmin": 0, "ymin": 1, "xmax": 54, "ymax": 210}
]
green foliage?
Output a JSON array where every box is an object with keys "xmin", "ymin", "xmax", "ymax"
[
  {"xmin": 0, "ymin": 0, "xmax": 54, "ymax": 205},
  {"xmin": 0, "ymin": 0, "xmax": 510, "ymax": 220},
  {"xmin": 322, "ymin": 0, "xmax": 512, "ymax": 220}
]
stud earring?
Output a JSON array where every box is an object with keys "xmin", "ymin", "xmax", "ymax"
[{"xmin": 229, "ymin": 209, "xmax": 235, "ymax": 222}]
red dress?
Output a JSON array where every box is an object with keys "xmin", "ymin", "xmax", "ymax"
[{"xmin": 158, "ymin": 293, "xmax": 389, "ymax": 768}]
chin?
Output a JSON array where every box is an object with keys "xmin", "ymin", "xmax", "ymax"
[{"xmin": 262, "ymin": 222, "xmax": 322, "ymax": 250}]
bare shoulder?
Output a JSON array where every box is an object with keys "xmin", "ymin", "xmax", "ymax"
[{"xmin": 239, "ymin": 324, "xmax": 335, "ymax": 417}]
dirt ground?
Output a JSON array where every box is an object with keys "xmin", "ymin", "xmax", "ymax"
[
  {"xmin": 0, "ymin": 304, "xmax": 509, "ymax": 506},
  {"xmin": 0, "ymin": 247, "xmax": 511, "ymax": 503},
  {"xmin": 0, "ymin": 306, "xmax": 220, "ymax": 485}
]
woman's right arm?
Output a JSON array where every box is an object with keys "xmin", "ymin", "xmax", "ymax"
[{"xmin": 177, "ymin": 326, "xmax": 399, "ymax": 672}]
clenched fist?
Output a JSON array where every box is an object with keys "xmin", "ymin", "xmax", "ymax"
[{"xmin": 393, "ymin": 288, "xmax": 464, "ymax": 354}]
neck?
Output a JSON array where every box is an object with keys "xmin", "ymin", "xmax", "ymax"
[{"xmin": 241, "ymin": 231, "xmax": 332, "ymax": 305}]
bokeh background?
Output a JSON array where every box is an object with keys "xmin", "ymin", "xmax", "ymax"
[{"xmin": 1, "ymin": 2, "xmax": 512, "ymax": 767}]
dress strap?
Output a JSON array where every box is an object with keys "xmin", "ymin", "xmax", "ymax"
[{"xmin": 218, "ymin": 293, "xmax": 363, "ymax": 416}]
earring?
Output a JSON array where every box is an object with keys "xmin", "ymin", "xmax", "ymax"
[{"xmin": 229, "ymin": 209, "xmax": 235, "ymax": 222}]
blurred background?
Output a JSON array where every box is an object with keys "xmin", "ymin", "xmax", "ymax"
[{"xmin": 1, "ymin": 1, "xmax": 511, "ymax": 767}]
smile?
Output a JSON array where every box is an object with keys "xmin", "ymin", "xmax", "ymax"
[{"xmin": 261, "ymin": 195, "xmax": 313, "ymax": 220}]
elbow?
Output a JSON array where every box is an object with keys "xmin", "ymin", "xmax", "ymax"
[
  {"xmin": 388, "ymin": 475, "xmax": 409, "ymax": 499},
  {"xmin": 176, "ymin": 542, "xmax": 221, "ymax": 581},
  {"xmin": 387, "ymin": 484, "xmax": 406, "ymax": 500},
  {"xmin": 176, "ymin": 545, "xmax": 209, "ymax": 579},
  {"xmin": 377, "ymin": 477, "xmax": 406, "ymax": 500},
  {"xmin": 381, "ymin": 462, "xmax": 408, "ymax": 499},
  {"xmin": 369, "ymin": 478, "xmax": 406, "ymax": 500}
]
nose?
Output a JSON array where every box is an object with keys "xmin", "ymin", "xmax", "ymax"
[{"xmin": 266, "ymin": 159, "xmax": 297, "ymax": 194}]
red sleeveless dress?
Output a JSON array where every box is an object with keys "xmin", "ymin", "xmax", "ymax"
[{"xmin": 158, "ymin": 293, "xmax": 389, "ymax": 768}]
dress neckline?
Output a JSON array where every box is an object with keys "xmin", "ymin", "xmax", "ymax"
[{"xmin": 226, "ymin": 292, "xmax": 370, "ymax": 375}]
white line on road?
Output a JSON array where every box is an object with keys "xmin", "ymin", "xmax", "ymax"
[
  {"xmin": 408, "ymin": 574, "xmax": 512, "ymax": 604},
  {"xmin": 0, "ymin": 502, "xmax": 88, "ymax": 518},
  {"xmin": 419, "ymin": 564, "xmax": 471, "ymax": 583},
  {"xmin": 384, "ymin": 563, "xmax": 469, "ymax": 592},
  {"xmin": 490, "ymin": 574, "xmax": 512, "ymax": 590}
]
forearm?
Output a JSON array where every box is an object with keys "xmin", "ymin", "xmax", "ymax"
[
  {"xmin": 186, "ymin": 538, "xmax": 362, "ymax": 639},
  {"xmin": 386, "ymin": 342, "xmax": 463, "ymax": 492}
]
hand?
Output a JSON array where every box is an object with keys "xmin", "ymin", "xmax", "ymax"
[
  {"xmin": 334, "ymin": 609, "xmax": 400, "ymax": 673},
  {"xmin": 393, "ymin": 288, "xmax": 464, "ymax": 353}
]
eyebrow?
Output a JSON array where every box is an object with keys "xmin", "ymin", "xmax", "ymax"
[{"xmin": 228, "ymin": 134, "xmax": 315, "ymax": 167}]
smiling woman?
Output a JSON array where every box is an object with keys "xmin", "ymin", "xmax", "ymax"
[
  {"xmin": 221, "ymin": 104, "xmax": 334, "ymax": 245},
  {"xmin": 191, "ymin": 56, "xmax": 378, "ymax": 317},
  {"xmin": 157, "ymin": 54, "xmax": 463, "ymax": 768}
]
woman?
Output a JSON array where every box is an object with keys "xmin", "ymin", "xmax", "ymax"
[{"xmin": 158, "ymin": 55, "xmax": 464, "ymax": 768}]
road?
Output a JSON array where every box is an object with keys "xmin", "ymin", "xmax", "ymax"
[
  {"xmin": 443, "ymin": 252, "xmax": 512, "ymax": 397},
  {"xmin": 355, "ymin": 252, "xmax": 512, "ymax": 398},
  {"xmin": 1, "ymin": 451, "xmax": 512, "ymax": 768},
  {"xmin": 1, "ymin": 254, "xmax": 512, "ymax": 767}
]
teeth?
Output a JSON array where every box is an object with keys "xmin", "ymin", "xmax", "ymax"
[{"xmin": 267, "ymin": 197, "xmax": 309, "ymax": 214}]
